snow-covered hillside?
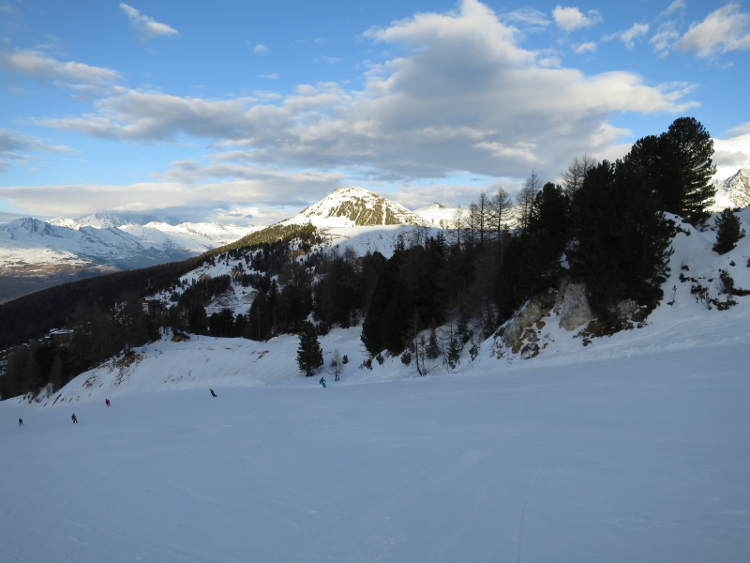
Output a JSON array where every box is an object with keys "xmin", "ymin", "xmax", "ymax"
[
  {"xmin": 2, "ymin": 315, "xmax": 749, "ymax": 562},
  {"xmin": 415, "ymin": 202, "xmax": 457, "ymax": 228}
]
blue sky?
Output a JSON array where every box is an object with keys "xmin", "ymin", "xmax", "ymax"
[{"xmin": 1, "ymin": 0, "xmax": 749, "ymax": 225}]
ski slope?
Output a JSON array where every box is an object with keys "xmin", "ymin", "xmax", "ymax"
[{"xmin": 2, "ymin": 338, "xmax": 750, "ymax": 562}]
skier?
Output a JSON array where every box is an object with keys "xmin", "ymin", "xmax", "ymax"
[
  {"xmin": 18, "ymin": 418, "xmax": 23, "ymax": 426},
  {"xmin": 319, "ymin": 377, "xmax": 326, "ymax": 388},
  {"xmin": 71, "ymin": 413, "xmax": 78, "ymax": 424},
  {"xmin": 210, "ymin": 389, "xmax": 217, "ymax": 397},
  {"xmin": 105, "ymin": 399, "xmax": 111, "ymax": 407}
]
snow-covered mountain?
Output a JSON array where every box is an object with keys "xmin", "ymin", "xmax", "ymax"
[
  {"xmin": 0, "ymin": 216, "xmax": 258, "ymax": 301},
  {"xmin": 282, "ymin": 187, "xmax": 429, "ymax": 228},
  {"xmin": 712, "ymin": 168, "xmax": 750, "ymax": 211},
  {"xmin": 415, "ymin": 202, "xmax": 457, "ymax": 228},
  {"xmin": 50, "ymin": 212, "xmax": 130, "ymax": 230}
]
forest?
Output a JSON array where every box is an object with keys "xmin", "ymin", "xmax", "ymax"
[{"xmin": 0, "ymin": 117, "xmax": 734, "ymax": 399}]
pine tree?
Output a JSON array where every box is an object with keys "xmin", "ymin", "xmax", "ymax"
[
  {"xmin": 713, "ymin": 208, "xmax": 745, "ymax": 254},
  {"xmin": 296, "ymin": 321, "xmax": 323, "ymax": 377},
  {"xmin": 665, "ymin": 117, "xmax": 716, "ymax": 224},
  {"xmin": 569, "ymin": 159, "xmax": 673, "ymax": 315},
  {"xmin": 426, "ymin": 326, "xmax": 441, "ymax": 359}
]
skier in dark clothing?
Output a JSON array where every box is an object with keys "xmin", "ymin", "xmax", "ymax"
[
  {"xmin": 319, "ymin": 377, "xmax": 326, "ymax": 388},
  {"xmin": 18, "ymin": 418, "xmax": 23, "ymax": 426},
  {"xmin": 105, "ymin": 399, "xmax": 111, "ymax": 407},
  {"xmin": 71, "ymin": 414, "xmax": 78, "ymax": 424},
  {"xmin": 210, "ymin": 389, "xmax": 217, "ymax": 397}
]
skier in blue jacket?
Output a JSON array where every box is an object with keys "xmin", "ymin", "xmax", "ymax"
[{"xmin": 319, "ymin": 377, "xmax": 326, "ymax": 388}]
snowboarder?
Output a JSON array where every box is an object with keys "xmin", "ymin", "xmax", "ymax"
[
  {"xmin": 105, "ymin": 399, "xmax": 111, "ymax": 407},
  {"xmin": 71, "ymin": 413, "xmax": 78, "ymax": 424},
  {"xmin": 18, "ymin": 418, "xmax": 23, "ymax": 426},
  {"xmin": 319, "ymin": 377, "xmax": 326, "ymax": 388},
  {"xmin": 210, "ymin": 389, "xmax": 217, "ymax": 397}
]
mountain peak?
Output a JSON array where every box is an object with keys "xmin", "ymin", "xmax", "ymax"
[
  {"xmin": 712, "ymin": 168, "xmax": 750, "ymax": 211},
  {"xmin": 50, "ymin": 213, "xmax": 129, "ymax": 230},
  {"xmin": 283, "ymin": 187, "xmax": 429, "ymax": 228}
]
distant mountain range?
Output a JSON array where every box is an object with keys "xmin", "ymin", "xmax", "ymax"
[
  {"xmin": 0, "ymin": 214, "xmax": 259, "ymax": 302},
  {"xmin": 3, "ymin": 170, "xmax": 749, "ymax": 302}
]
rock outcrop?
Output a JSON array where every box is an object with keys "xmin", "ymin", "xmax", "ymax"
[{"xmin": 557, "ymin": 281, "xmax": 595, "ymax": 331}]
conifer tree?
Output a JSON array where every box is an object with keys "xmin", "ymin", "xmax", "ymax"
[
  {"xmin": 296, "ymin": 321, "xmax": 323, "ymax": 377},
  {"xmin": 665, "ymin": 117, "xmax": 716, "ymax": 224},
  {"xmin": 713, "ymin": 208, "xmax": 745, "ymax": 254},
  {"xmin": 569, "ymin": 159, "xmax": 672, "ymax": 315},
  {"xmin": 426, "ymin": 326, "xmax": 441, "ymax": 359}
]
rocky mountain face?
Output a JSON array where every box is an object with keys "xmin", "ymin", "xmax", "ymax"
[
  {"xmin": 283, "ymin": 187, "xmax": 430, "ymax": 228},
  {"xmin": 712, "ymin": 169, "xmax": 750, "ymax": 211}
]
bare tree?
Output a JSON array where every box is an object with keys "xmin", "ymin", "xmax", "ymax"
[
  {"xmin": 517, "ymin": 169, "xmax": 542, "ymax": 231},
  {"xmin": 490, "ymin": 187, "xmax": 512, "ymax": 238},
  {"xmin": 562, "ymin": 154, "xmax": 596, "ymax": 195},
  {"xmin": 466, "ymin": 202, "xmax": 479, "ymax": 246},
  {"xmin": 330, "ymin": 348, "xmax": 343, "ymax": 381},
  {"xmin": 451, "ymin": 204, "xmax": 467, "ymax": 247},
  {"xmin": 476, "ymin": 192, "xmax": 490, "ymax": 244}
]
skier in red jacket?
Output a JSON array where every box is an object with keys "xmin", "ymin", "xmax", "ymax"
[{"xmin": 105, "ymin": 399, "xmax": 111, "ymax": 407}]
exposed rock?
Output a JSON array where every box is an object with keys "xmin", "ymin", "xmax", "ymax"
[
  {"xmin": 616, "ymin": 299, "xmax": 638, "ymax": 319},
  {"xmin": 558, "ymin": 282, "xmax": 595, "ymax": 331},
  {"xmin": 500, "ymin": 291, "xmax": 556, "ymax": 352}
]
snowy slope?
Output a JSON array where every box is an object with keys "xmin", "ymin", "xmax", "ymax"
[
  {"xmin": 712, "ymin": 168, "xmax": 750, "ymax": 211},
  {"xmin": 415, "ymin": 202, "xmax": 457, "ymax": 228},
  {"xmin": 2, "ymin": 334, "xmax": 749, "ymax": 562}
]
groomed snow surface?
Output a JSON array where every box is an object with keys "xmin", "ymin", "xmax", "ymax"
[
  {"xmin": 3, "ymin": 212, "xmax": 750, "ymax": 562},
  {"xmin": 2, "ymin": 341, "xmax": 750, "ymax": 562}
]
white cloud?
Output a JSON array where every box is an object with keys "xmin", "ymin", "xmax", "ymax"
[
  {"xmin": 552, "ymin": 6, "xmax": 602, "ymax": 32},
  {"xmin": 651, "ymin": 22, "xmax": 681, "ymax": 56},
  {"xmin": 257, "ymin": 74, "xmax": 279, "ymax": 79},
  {"xmin": 620, "ymin": 23, "xmax": 649, "ymax": 50},
  {"xmin": 321, "ymin": 55, "xmax": 343, "ymax": 64},
  {"xmin": 35, "ymin": 34, "xmax": 65, "ymax": 52},
  {"xmin": 675, "ymin": 3, "xmax": 750, "ymax": 58},
  {"xmin": 0, "ymin": 168, "xmax": 346, "ymax": 222},
  {"xmin": 501, "ymin": 8, "xmax": 550, "ymax": 31},
  {"xmin": 573, "ymin": 42, "xmax": 597, "ymax": 54},
  {"xmin": 0, "ymin": 48, "xmax": 121, "ymax": 84},
  {"xmin": 661, "ymin": 0, "xmax": 686, "ymax": 17},
  {"xmin": 34, "ymin": 0, "xmax": 696, "ymax": 185},
  {"xmin": 0, "ymin": 128, "xmax": 75, "ymax": 173},
  {"xmin": 120, "ymin": 4, "xmax": 179, "ymax": 40},
  {"xmin": 714, "ymin": 123, "xmax": 750, "ymax": 178},
  {"xmin": 253, "ymin": 44, "xmax": 269, "ymax": 54}
]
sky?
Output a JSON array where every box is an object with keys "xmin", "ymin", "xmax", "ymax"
[{"xmin": 0, "ymin": 0, "xmax": 749, "ymax": 226}]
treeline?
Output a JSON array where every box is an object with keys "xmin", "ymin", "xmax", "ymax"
[
  {"xmin": 359, "ymin": 116, "xmax": 716, "ymax": 358},
  {"xmin": 0, "ymin": 294, "xmax": 159, "ymax": 399}
]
